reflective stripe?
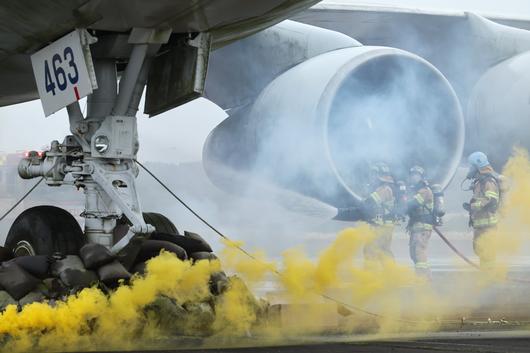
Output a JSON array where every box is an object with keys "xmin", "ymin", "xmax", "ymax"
[
  {"xmin": 371, "ymin": 192, "xmax": 382, "ymax": 204},
  {"xmin": 415, "ymin": 262, "xmax": 430, "ymax": 269},
  {"xmin": 473, "ymin": 216, "xmax": 498, "ymax": 227},
  {"xmin": 414, "ymin": 194, "xmax": 424, "ymax": 205},
  {"xmin": 471, "ymin": 200, "xmax": 482, "ymax": 211},
  {"xmin": 373, "ymin": 218, "xmax": 395, "ymax": 227},
  {"xmin": 485, "ymin": 191, "xmax": 499, "ymax": 200},
  {"xmin": 383, "ymin": 200, "xmax": 394, "ymax": 209},
  {"xmin": 411, "ymin": 223, "xmax": 433, "ymax": 231}
]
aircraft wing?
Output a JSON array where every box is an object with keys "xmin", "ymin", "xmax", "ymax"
[
  {"xmin": 0, "ymin": 0, "xmax": 319, "ymax": 107},
  {"xmin": 292, "ymin": 3, "xmax": 530, "ymax": 104},
  {"xmin": 293, "ymin": 3, "xmax": 530, "ymax": 44}
]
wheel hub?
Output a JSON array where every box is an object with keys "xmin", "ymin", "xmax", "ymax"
[{"xmin": 14, "ymin": 240, "xmax": 36, "ymax": 256}]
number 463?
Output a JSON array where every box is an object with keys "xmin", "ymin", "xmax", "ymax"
[{"xmin": 44, "ymin": 46, "xmax": 79, "ymax": 96}]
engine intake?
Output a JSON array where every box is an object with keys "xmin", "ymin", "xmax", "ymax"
[{"xmin": 204, "ymin": 47, "xmax": 464, "ymax": 207}]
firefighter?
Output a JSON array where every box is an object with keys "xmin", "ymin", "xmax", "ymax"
[
  {"xmin": 361, "ymin": 162, "xmax": 396, "ymax": 268},
  {"xmin": 406, "ymin": 166, "xmax": 434, "ymax": 279},
  {"xmin": 463, "ymin": 151, "xmax": 500, "ymax": 268}
]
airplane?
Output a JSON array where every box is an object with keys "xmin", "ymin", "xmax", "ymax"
[
  {"xmin": 0, "ymin": 0, "xmax": 321, "ymax": 257},
  {"xmin": 1, "ymin": 1, "xmax": 529, "ymax": 258},
  {"xmin": 202, "ymin": 2, "xmax": 530, "ymax": 210}
]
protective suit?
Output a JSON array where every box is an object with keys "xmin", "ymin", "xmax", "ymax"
[
  {"xmin": 463, "ymin": 152, "xmax": 500, "ymax": 268},
  {"xmin": 361, "ymin": 163, "xmax": 396, "ymax": 268},
  {"xmin": 406, "ymin": 166, "xmax": 434, "ymax": 279}
]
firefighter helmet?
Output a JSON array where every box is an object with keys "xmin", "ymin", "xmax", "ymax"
[
  {"xmin": 409, "ymin": 165, "xmax": 425, "ymax": 177},
  {"xmin": 467, "ymin": 151, "xmax": 490, "ymax": 169},
  {"xmin": 408, "ymin": 165, "xmax": 426, "ymax": 187},
  {"xmin": 370, "ymin": 162, "xmax": 393, "ymax": 183}
]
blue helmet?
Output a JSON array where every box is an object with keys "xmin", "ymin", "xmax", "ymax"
[{"xmin": 467, "ymin": 151, "xmax": 490, "ymax": 169}]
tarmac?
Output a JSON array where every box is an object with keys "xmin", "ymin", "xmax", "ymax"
[
  {"xmin": 137, "ymin": 266, "xmax": 530, "ymax": 353},
  {"xmin": 84, "ymin": 331, "xmax": 530, "ymax": 352}
]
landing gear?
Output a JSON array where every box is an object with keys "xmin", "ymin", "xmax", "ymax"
[
  {"xmin": 5, "ymin": 206, "xmax": 86, "ymax": 256},
  {"xmin": 0, "ymin": 27, "xmax": 232, "ymax": 322},
  {"xmin": 143, "ymin": 212, "xmax": 179, "ymax": 235},
  {"xmin": 14, "ymin": 29, "xmax": 173, "ymax": 252},
  {"xmin": 11, "ymin": 27, "xmax": 211, "ymax": 255}
]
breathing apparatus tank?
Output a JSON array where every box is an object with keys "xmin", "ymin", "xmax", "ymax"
[
  {"xmin": 395, "ymin": 180, "xmax": 408, "ymax": 220},
  {"xmin": 431, "ymin": 183, "xmax": 445, "ymax": 226}
]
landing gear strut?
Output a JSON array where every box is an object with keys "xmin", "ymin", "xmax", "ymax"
[{"xmin": 11, "ymin": 28, "xmax": 173, "ymax": 254}]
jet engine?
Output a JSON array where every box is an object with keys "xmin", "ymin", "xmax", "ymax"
[
  {"xmin": 204, "ymin": 39, "xmax": 464, "ymax": 207},
  {"xmin": 467, "ymin": 51, "xmax": 530, "ymax": 169}
]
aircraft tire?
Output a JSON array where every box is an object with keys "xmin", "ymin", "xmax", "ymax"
[
  {"xmin": 5, "ymin": 206, "xmax": 86, "ymax": 256},
  {"xmin": 143, "ymin": 212, "xmax": 179, "ymax": 235}
]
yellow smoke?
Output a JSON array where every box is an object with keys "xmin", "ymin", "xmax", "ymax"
[
  {"xmin": 219, "ymin": 238, "xmax": 276, "ymax": 285},
  {"xmin": 0, "ymin": 224, "xmax": 441, "ymax": 352},
  {"xmin": 4, "ymin": 149, "xmax": 530, "ymax": 351},
  {"xmin": 0, "ymin": 252, "xmax": 225, "ymax": 352},
  {"xmin": 222, "ymin": 224, "xmax": 444, "ymax": 336}
]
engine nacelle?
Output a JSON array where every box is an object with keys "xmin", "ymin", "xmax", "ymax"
[
  {"xmin": 467, "ymin": 51, "xmax": 530, "ymax": 169},
  {"xmin": 204, "ymin": 46, "xmax": 464, "ymax": 207}
]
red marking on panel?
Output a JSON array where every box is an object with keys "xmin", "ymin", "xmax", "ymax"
[{"xmin": 74, "ymin": 86, "xmax": 80, "ymax": 100}]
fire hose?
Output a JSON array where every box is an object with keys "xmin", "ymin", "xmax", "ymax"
[
  {"xmin": 432, "ymin": 225, "xmax": 530, "ymax": 284},
  {"xmin": 432, "ymin": 226, "xmax": 480, "ymax": 269}
]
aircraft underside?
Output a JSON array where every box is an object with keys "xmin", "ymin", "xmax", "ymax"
[{"xmin": 0, "ymin": 1, "xmax": 530, "ymax": 351}]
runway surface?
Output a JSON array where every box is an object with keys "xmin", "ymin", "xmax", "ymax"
[{"xmin": 86, "ymin": 332, "xmax": 530, "ymax": 353}]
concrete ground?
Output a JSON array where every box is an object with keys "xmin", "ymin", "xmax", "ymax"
[{"xmin": 85, "ymin": 332, "xmax": 530, "ymax": 352}]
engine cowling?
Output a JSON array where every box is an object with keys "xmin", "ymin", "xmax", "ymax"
[
  {"xmin": 467, "ymin": 51, "xmax": 530, "ymax": 169},
  {"xmin": 204, "ymin": 46, "xmax": 464, "ymax": 207}
]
